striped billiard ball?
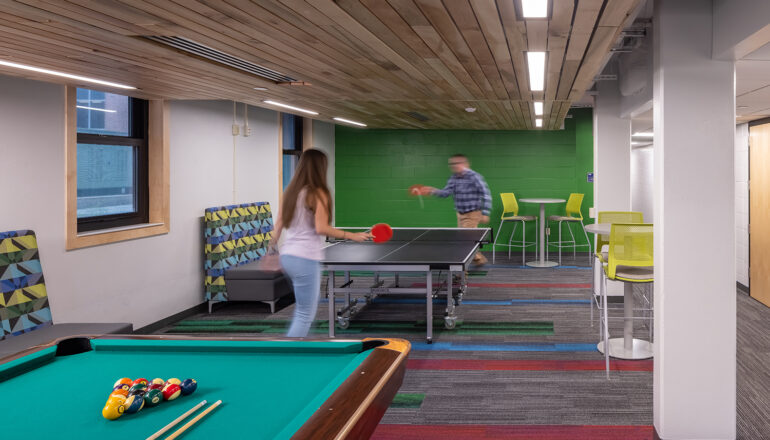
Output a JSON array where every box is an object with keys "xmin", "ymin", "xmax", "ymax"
[
  {"xmin": 124, "ymin": 394, "xmax": 145, "ymax": 414},
  {"xmin": 162, "ymin": 383, "xmax": 182, "ymax": 401}
]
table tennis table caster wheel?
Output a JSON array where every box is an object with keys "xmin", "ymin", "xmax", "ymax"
[
  {"xmin": 337, "ymin": 317, "xmax": 350, "ymax": 329},
  {"xmin": 365, "ymin": 296, "xmax": 373, "ymax": 305},
  {"xmin": 444, "ymin": 316, "xmax": 457, "ymax": 330}
]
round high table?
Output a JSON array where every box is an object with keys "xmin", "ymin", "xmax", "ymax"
[
  {"xmin": 586, "ymin": 222, "xmax": 654, "ymax": 360},
  {"xmin": 519, "ymin": 198, "xmax": 566, "ymax": 268}
]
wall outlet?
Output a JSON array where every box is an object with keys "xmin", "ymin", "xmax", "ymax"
[
  {"xmin": 231, "ymin": 124, "xmax": 240, "ymax": 136},
  {"xmin": 589, "ymin": 207, "xmax": 596, "ymax": 218}
]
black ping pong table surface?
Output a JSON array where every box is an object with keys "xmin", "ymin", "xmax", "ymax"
[
  {"xmin": 323, "ymin": 227, "xmax": 492, "ymax": 269},
  {"xmin": 323, "ymin": 227, "xmax": 492, "ymax": 343}
]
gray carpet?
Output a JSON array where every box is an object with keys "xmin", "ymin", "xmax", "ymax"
[{"xmin": 156, "ymin": 252, "xmax": 768, "ymax": 438}]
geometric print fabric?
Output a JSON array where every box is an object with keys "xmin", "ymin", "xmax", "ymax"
[
  {"xmin": 0, "ymin": 230, "xmax": 52, "ymax": 340},
  {"xmin": 204, "ymin": 203, "xmax": 274, "ymax": 303}
]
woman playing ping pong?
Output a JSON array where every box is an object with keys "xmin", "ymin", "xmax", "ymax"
[{"xmin": 271, "ymin": 149, "xmax": 371, "ymax": 338}]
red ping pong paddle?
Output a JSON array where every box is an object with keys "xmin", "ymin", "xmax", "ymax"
[
  {"xmin": 371, "ymin": 223, "xmax": 393, "ymax": 243},
  {"xmin": 408, "ymin": 184, "xmax": 425, "ymax": 196}
]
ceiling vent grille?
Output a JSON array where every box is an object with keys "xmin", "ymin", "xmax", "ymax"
[
  {"xmin": 405, "ymin": 111, "xmax": 430, "ymax": 122},
  {"xmin": 144, "ymin": 36, "xmax": 296, "ymax": 83}
]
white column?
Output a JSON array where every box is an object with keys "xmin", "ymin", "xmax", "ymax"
[
  {"xmin": 653, "ymin": 1, "xmax": 736, "ymax": 439},
  {"xmin": 593, "ymin": 78, "xmax": 632, "ymax": 214},
  {"xmin": 593, "ymin": 78, "xmax": 632, "ymax": 296}
]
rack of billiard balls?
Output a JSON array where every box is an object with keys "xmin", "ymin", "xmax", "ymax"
[{"xmin": 103, "ymin": 377, "xmax": 198, "ymax": 420}]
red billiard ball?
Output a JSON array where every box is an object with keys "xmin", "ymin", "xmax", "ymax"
[
  {"xmin": 162, "ymin": 383, "xmax": 182, "ymax": 401},
  {"xmin": 131, "ymin": 378, "xmax": 148, "ymax": 387}
]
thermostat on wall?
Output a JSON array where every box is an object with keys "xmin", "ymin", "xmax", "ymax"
[{"xmin": 587, "ymin": 172, "xmax": 594, "ymax": 183}]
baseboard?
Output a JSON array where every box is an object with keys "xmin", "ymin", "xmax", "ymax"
[
  {"xmin": 133, "ymin": 302, "xmax": 208, "ymax": 334},
  {"xmin": 653, "ymin": 426, "xmax": 662, "ymax": 440},
  {"xmin": 737, "ymin": 282, "xmax": 749, "ymax": 295}
]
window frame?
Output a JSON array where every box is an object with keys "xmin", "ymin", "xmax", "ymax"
[
  {"xmin": 76, "ymin": 96, "xmax": 150, "ymax": 232},
  {"xmin": 281, "ymin": 113, "xmax": 304, "ymax": 191}
]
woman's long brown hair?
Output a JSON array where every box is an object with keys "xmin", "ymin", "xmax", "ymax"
[{"xmin": 281, "ymin": 148, "xmax": 332, "ymax": 227}]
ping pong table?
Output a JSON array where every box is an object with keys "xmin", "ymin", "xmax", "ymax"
[{"xmin": 323, "ymin": 227, "xmax": 492, "ymax": 343}]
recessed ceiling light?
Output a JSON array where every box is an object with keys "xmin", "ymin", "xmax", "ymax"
[
  {"xmin": 76, "ymin": 105, "xmax": 116, "ymax": 113},
  {"xmin": 737, "ymin": 105, "xmax": 748, "ymax": 109},
  {"xmin": 262, "ymin": 100, "xmax": 318, "ymax": 115},
  {"xmin": 253, "ymin": 87, "xmax": 268, "ymax": 91},
  {"xmin": 534, "ymin": 101, "xmax": 543, "ymax": 116},
  {"xmin": 632, "ymin": 131, "xmax": 654, "ymax": 137},
  {"xmin": 465, "ymin": 107, "xmax": 477, "ymax": 113},
  {"xmin": 521, "ymin": 0, "xmax": 548, "ymax": 18},
  {"xmin": 0, "ymin": 59, "xmax": 136, "ymax": 89},
  {"xmin": 527, "ymin": 52, "xmax": 546, "ymax": 92},
  {"xmin": 535, "ymin": 118, "xmax": 543, "ymax": 127},
  {"xmin": 632, "ymin": 141, "xmax": 651, "ymax": 146},
  {"xmin": 333, "ymin": 117, "xmax": 366, "ymax": 127}
]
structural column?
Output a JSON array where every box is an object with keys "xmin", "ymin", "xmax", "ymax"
[{"xmin": 653, "ymin": 1, "xmax": 736, "ymax": 438}]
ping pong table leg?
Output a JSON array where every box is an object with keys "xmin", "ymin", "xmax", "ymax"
[
  {"xmin": 328, "ymin": 271, "xmax": 336, "ymax": 338},
  {"xmin": 426, "ymin": 270, "xmax": 433, "ymax": 343}
]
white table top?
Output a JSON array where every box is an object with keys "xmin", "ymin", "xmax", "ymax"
[
  {"xmin": 519, "ymin": 198, "xmax": 566, "ymax": 204},
  {"xmin": 585, "ymin": 223, "xmax": 610, "ymax": 235}
]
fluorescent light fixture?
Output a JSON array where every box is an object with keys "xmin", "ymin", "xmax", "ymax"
[
  {"xmin": 631, "ymin": 141, "xmax": 651, "ymax": 146},
  {"xmin": 535, "ymin": 118, "xmax": 543, "ymax": 127},
  {"xmin": 333, "ymin": 117, "xmax": 366, "ymax": 127},
  {"xmin": 262, "ymin": 100, "xmax": 318, "ymax": 115},
  {"xmin": 534, "ymin": 101, "xmax": 543, "ymax": 116},
  {"xmin": 527, "ymin": 52, "xmax": 546, "ymax": 91},
  {"xmin": 632, "ymin": 131, "xmax": 654, "ymax": 137},
  {"xmin": 76, "ymin": 105, "xmax": 116, "ymax": 113},
  {"xmin": 521, "ymin": 0, "xmax": 548, "ymax": 18},
  {"xmin": 253, "ymin": 87, "xmax": 268, "ymax": 91},
  {"xmin": 0, "ymin": 59, "xmax": 135, "ymax": 89}
]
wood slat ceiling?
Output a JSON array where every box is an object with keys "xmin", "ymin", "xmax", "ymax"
[{"xmin": 0, "ymin": 0, "xmax": 640, "ymax": 130}]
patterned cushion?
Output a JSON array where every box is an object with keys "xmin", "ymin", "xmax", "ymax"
[
  {"xmin": 204, "ymin": 203, "xmax": 274, "ymax": 303},
  {"xmin": 0, "ymin": 230, "xmax": 53, "ymax": 341}
]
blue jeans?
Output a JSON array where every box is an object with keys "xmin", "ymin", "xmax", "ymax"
[{"xmin": 280, "ymin": 254, "xmax": 321, "ymax": 338}]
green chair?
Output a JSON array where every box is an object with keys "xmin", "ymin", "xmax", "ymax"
[
  {"xmin": 546, "ymin": 193, "xmax": 591, "ymax": 264},
  {"xmin": 600, "ymin": 223, "xmax": 654, "ymax": 377},
  {"xmin": 492, "ymin": 193, "xmax": 537, "ymax": 264}
]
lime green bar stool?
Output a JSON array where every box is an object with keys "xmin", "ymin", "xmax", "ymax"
[
  {"xmin": 600, "ymin": 223, "xmax": 654, "ymax": 377},
  {"xmin": 546, "ymin": 193, "xmax": 591, "ymax": 264},
  {"xmin": 591, "ymin": 211, "xmax": 645, "ymax": 328},
  {"xmin": 492, "ymin": 193, "xmax": 537, "ymax": 264}
]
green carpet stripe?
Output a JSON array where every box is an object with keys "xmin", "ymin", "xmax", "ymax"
[{"xmin": 390, "ymin": 393, "xmax": 425, "ymax": 408}]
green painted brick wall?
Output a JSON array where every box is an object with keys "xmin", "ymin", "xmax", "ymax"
[{"xmin": 335, "ymin": 109, "xmax": 595, "ymax": 250}]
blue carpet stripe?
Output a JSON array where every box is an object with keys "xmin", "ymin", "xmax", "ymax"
[
  {"xmin": 483, "ymin": 264, "xmax": 591, "ymax": 270},
  {"xmin": 411, "ymin": 342, "xmax": 599, "ymax": 352}
]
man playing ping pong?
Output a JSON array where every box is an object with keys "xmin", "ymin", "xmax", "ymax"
[{"xmin": 415, "ymin": 153, "xmax": 492, "ymax": 265}]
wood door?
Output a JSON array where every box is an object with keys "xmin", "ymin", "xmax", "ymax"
[{"xmin": 750, "ymin": 122, "xmax": 770, "ymax": 307}]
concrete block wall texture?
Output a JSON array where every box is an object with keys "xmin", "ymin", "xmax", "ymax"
[{"xmin": 334, "ymin": 109, "xmax": 594, "ymax": 250}]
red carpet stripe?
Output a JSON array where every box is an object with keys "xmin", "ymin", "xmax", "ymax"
[
  {"xmin": 411, "ymin": 282, "xmax": 591, "ymax": 288},
  {"xmin": 371, "ymin": 424, "xmax": 653, "ymax": 440},
  {"xmin": 407, "ymin": 359, "xmax": 653, "ymax": 372}
]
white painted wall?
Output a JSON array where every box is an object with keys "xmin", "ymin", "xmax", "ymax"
[
  {"xmin": 735, "ymin": 123, "xmax": 749, "ymax": 287},
  {"xmin": 631, "ymin": 145, "xmax": 654, "ymax": 222},
  {"xmin": 0, "ymin": 74, "xmax": 280, "ymax": 329}
]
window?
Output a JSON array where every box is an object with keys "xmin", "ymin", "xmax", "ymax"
[
  {"xmin": 76, "ymin": 88, "xmax": 148, "ymax": 232},
  {"xmin": 282, "ymin": 113, "xmax": 303, "ymax": 190}
]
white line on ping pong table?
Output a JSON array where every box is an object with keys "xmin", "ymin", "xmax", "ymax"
[{"xmin": 374, "ymin": 228, "xmax": 432, "ymax": 262}]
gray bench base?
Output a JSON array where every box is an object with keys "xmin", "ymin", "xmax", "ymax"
[
  {"xmin": 0, "ymin": 322, "xmax": 133, "ymax": 359},
  {"xmin": 220, "ymin": 262, "xmax": 293, "ymax": 313}
]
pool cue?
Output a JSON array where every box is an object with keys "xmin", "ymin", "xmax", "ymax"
[
  {"xmin": 145, "ymin": 400, "xmax": 207, "ymax": 440},
  {"xmin": 164, "ymin": 400, "xmax": 222, "ymax": 440}
]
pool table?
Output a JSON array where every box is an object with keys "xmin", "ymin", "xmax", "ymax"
[{"xmin": 0, "ymin": 335, "xmax": 410, "ymax": 439}]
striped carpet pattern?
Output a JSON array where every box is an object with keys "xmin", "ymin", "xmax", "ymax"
[{"xmin": 155, "ymin": 252, "xmax": 770, "ymax": 439}]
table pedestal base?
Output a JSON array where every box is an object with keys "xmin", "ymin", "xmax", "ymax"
[
  {"xmin": 596, "ymin": 338, "xmax": 653, "ymax": 360},
  {"xmin": 526, "ymin": 261, "xmax": 559, "ymax": 268}
]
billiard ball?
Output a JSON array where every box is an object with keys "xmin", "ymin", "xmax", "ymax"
[
  {"xmin": 150, "ymin": 378, "xmax": 165, "ymax": 388},
  {"xmin": 148, "ymin": 383, "xmax": 163, "ymax": 391},
  {"xmin": 180, "ymin": 379, "xmax": 197, "ymax": 396},
  {"xmin": 162, "ymin": 383, "xmax": 182, "ymax": 401},
  {"xmin": 102, "ymin": 395, "xmax": 126, "ymax": 420},
  {"xmin": 113, "ymin": 377, "xmax": 132, "ymax": 388},
  {"xmin": 111, "ymin": 384, "xmax": 130, "ymax": 397},
  {"xmin": 144, "ymin": 389, "xmax": 162, "ymax": 407},
  {"xmin": 123, "ymin": 394, "xmax": 145, "ymax": 414},
  {"xmin": 131, "ymin": 378, "xmax": 149, "ymax": 387},
  {"xmin": 128, "ymin": 383, "xmax": 147, "ymax": 395},
  {"xmin": 165, "ymin": 378, "xmax": 181, "ymax": 386}
]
